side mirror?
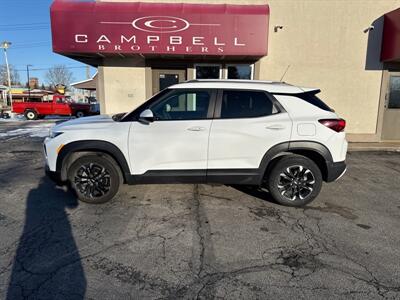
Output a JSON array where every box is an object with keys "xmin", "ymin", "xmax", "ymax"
[{"xmin": 139, "ymin": 109, "xmax": 154, "ymax": 124}]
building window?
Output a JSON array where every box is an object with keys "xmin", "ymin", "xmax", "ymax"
[
  {"xmin": 226, "ymin": 64, "xmax": 253, "ymax": 80},
  {"xmin": 220, "ymin": 90, "xmax": 275, "ymax": 119},
  {"xmin": 194, "ymin": 64, "xmax": 254, "ymax": 80},
  {"xmin": 195, "ymin": 64, "xmax": 221, "ymax": 79}
]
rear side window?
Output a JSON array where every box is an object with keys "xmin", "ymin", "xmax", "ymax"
[
  {"xmin": 295, "ymin": 91, "xmax": 333, "ymax": 111},
  {"xmin": 220, "ymin": 90, "xmax": 276, "ymax": 119}
]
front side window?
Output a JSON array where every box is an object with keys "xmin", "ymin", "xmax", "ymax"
[
  {"xmin": 150, "ymin": 90, "xmax": 211, "ymax": 120},
  {"xmin": 220, "ymin": 90, "xmax": 275, "ymax": 119}
]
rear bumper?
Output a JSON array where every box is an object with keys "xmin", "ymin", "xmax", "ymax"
[{"xmin": 325, "ymin": 161, "xmax": 347, "ymax": 182}]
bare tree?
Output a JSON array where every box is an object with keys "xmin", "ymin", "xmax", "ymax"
[
  {"xmin": 0, "ymin": 64, "xmax": 20, "ymax": 86},
  {"xmin": 45, "ymin": 64, "xmax": 73, "ymax": 87}
]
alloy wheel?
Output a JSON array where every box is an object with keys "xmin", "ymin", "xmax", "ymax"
[
  {"xmin": 74, "ymin": 163, "xmax": 111, "ymax": 198},
  {"xmin": 277, "ymin": 165, "xmax": 315, "ymax": 201}
]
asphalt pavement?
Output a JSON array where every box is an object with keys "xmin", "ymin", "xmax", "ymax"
[{"xmin": 0, "ymin": 120, "xmax": 400, "ymax": 299}]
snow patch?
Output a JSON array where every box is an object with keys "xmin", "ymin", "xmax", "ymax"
[
  {"xmin": 0, "ymin": 114, "xmax": 27, "ymax": 122},
  {"xmin": 0, "ymin": 114, "xmax": 74, "ymax": 122},
  {"xmin": 0, "ymin": 123, "xmax": 54, "ymax": 138}
]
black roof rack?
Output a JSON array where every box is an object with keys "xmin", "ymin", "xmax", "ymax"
[{"xmin": 184, "ymin": 79, "xmax": 288, "ymax": 85}]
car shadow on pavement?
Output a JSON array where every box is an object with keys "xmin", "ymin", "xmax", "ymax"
[
  {"xmin": 230, "ymin": 185, "xmax": 278, "ymax": 205},
  {"xmin": 6, "ymin": 177, "xmax": 86, "ymax": 300}
]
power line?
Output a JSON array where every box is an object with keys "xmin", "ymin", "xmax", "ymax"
[
  {"xmin": 13, "ymin": 42, "xmax": 50, "ymax": 46},
  {"xmin": 0, "ymin": 27, "xmax": 49, "ymax": 32},
  {"xmin": 11, "ymin": 45, "xmax": 50, "ymax": 50},
  {"xmin": 0, "ymin": 22, "xmax": 48, "ymax": 27},
  {"xmin": 13, "ymin": 40, "xmax": 49, "ymax": 44},
  {"xmin": 2, "ymin": 41, "xmax": 51, "ymax": 50},
  {"xmin": 14, "ymin": 66, "xmax": 89, "ymax": 71},
  {"xmin": 14, "ymin": 63, "xmax": 86, "ymax": 67},
  {"xmin": 13, "ymin": 43, "xmax": 50, "ymax": 48}
]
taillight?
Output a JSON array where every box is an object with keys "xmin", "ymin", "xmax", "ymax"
[{"xmin": 318, "ymin": 119, "xmax": 346, "ymax": 132}]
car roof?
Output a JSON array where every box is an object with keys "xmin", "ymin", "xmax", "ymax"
[{"xmin": 169, "ymin": 79, "xmax": 316, "ymax": 94}]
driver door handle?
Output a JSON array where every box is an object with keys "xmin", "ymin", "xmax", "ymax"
[{"xmin": 187, "ymin": 126, "xmax": 206, "ymax": 131}]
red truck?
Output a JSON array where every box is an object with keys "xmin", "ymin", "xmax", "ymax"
[{"xmin": 12, "ymin": 95, "xmax": 94, "ymax": 120}]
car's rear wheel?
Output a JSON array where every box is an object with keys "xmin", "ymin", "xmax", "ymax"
[
  {"xmin": 265, "ymin": 155, "xmax": 322, "ymax": 207},
  {"xmin": 24, "ymin": 110, "xmax": 38, "ymax": 120},
  {"xmin": 68, "ymin": 155, "xmax": 121, "ymax": 204}
]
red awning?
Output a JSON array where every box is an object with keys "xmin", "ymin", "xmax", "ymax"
[
  {"xmin": 50, "ymin": 1, "xmax": 269, "ymax": 60},
  {"xmin": 381, "ymin": 8, "xmax": 400, "ymax": 62}
]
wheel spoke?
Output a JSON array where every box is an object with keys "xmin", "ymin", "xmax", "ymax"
[
  {"xmin": 301, "ymin": 186, "xmax": 313, "ymax": 192},
  {"xmin": 281, "ymin": 173, "xmax": 292, "ymax": 180},
  {"xmin": 296, "ymin": 166, "xmax": 303, "ymax": 178},
  {"xmin": 277, "ymin": 182, "xmax": 291, "ymax": 189}
]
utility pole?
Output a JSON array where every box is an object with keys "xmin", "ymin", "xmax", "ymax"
[
  {"xmin": 0, "ymin": 41, "xmax": 12, "ymax": 106},
  {"xmin": 26, "ymin": 64, "xmax": 32, "ymax": 100},
  {"xmin": 86, "ymin": 65, "xmax": 90, "ymax": 79}
]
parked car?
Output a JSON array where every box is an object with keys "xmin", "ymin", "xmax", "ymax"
[
  {"xmin": 44, "ymin": 80, "xmax": 347, "ymax": 207},
  {"xmin": 12, "ymin": 95, "xmax": 94, "ymax": 120}
]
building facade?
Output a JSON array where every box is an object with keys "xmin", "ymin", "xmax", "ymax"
[{"xmin": 51, "ymin": 0, "xmax": 400, "ymax": 142}]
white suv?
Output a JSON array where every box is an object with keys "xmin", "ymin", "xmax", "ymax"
[{"xmin": 44, "ymin": 80, "xmax": 347, "ymax": 207}]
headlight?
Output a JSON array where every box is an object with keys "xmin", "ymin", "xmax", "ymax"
[{"xmin": 49, "ymin": 131, "xmax": 64, "ymax": 139}]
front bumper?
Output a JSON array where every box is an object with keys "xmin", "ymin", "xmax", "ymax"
[
  {"xmin": 45, "ymin": 165, "xmax": 64, "ymax": 185},
  {"xmin": 325, "ymin": 161, "xmax": 347, "ymax": 182}
]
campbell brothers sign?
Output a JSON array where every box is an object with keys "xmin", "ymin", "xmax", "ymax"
[{"xmin": 51, "ymin": 1, "xmax": 269, "ymax": 57}]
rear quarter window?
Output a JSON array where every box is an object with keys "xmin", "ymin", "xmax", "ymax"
[{"xmin": 295, "ymin": 91, "xmax": 333, "ymax": 112}]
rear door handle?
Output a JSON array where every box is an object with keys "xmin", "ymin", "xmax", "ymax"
[
  {"xmin": 187, "ymin": 126, "xmax": 206, "ymax": 131},
  {"xmin": 265, "ymin": 124, "xmax": 286, "ymax": 130}
]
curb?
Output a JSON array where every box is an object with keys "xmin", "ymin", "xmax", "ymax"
[{"xmin": 348, "ymin": 147, "xmax": 400, "ymax": 152}]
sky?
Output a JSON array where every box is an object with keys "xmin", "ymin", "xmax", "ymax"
[{"xmin": 1, "ymin": 0, "xmax": 95, "ymax": 86}]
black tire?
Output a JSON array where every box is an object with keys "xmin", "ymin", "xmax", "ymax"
[
  {"xmin": 24, "ymin": 110, "xmax": 38, "ymax": 120},
  {"xmin": 68, "ymin": 155, "xmax": 121, "ymax": 204},
  {"xmin": 75, "ymin": 111, "xmax": 85, "ymax": 118},
  {"xmin": 265, "ymin": 155, "xmax": 322, "ymax": 207}
]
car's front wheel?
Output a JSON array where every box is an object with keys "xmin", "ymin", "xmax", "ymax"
[
  {"xmin": 265, "ymin": 155, "xmax": 322, "ymax": 207},
  {"xmin": 68, "ymin": 155, "xmax": 121, "ymax": 204}
]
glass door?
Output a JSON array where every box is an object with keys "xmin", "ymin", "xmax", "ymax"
[
  {"xmin": 382, "ymin": 74, "xmax": 400, "ymax": 140},
  {"xmin": 152, "ymin": 69, "xmax": 186, "ymax": 95}
]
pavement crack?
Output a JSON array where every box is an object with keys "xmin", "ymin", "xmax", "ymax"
[{"xmin": 192, "ymin": 184, "xmax": 206, "ymax": 277}]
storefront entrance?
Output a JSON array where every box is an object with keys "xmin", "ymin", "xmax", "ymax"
[
  {"xmin": 382, "ymin": 72, "xmax": 400, "ymax": 141},
  {"xmin": 152, "ymin": 69, "xmax": 186, "ymax": 94}
]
